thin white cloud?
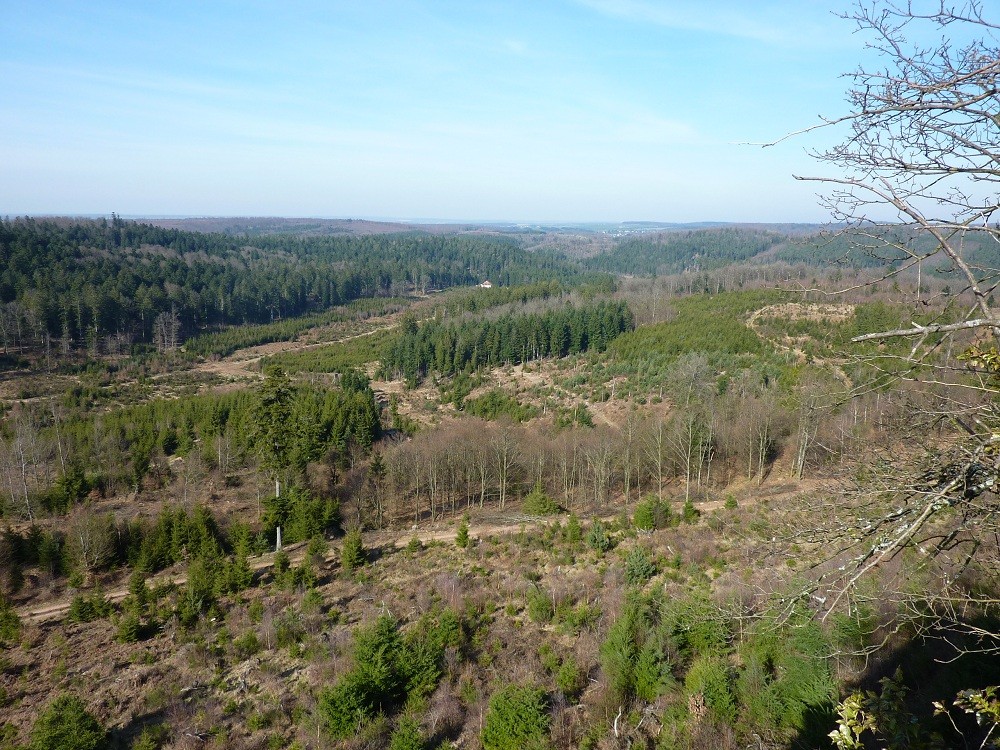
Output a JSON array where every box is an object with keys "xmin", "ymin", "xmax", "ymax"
[
  {"xmin": 502, "ymin": 38, "xmax": 529, "ymax": 56},
  {"xmin": 575, "ymin": 0, "xmax": 828, "ymax": 45}
]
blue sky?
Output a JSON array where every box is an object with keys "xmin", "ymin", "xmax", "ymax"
[{"xmin": 2, "ymin": 1, "xmax": 880, "ymax": 222}]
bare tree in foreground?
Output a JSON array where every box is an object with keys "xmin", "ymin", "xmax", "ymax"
[{"xmin": 776, "ymin": 1, "xmax": 1000, "ymax": 651}]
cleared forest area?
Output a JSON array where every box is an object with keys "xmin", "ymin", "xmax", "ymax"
[{"xmin": 1, "ymin": 207, "xmax": 998, "ymax": 750}]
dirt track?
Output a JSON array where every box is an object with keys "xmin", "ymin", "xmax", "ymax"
[
  {"xmin": 193, "ymin": 323, "xmax": 399, "ymax": 381},
  {"xmin": 17, "ymin": 492, "xmax": 769, "ymax": 625},
  {"xmin": 16, "ymin": 515, "xmax": 573, "ymax": 624}
]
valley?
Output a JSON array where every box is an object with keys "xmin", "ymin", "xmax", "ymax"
[{"xmin": 1, "ymin": 215, "xmax": 997, "ymax": 750}]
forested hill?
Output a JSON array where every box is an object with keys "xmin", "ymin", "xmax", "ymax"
[
  {"xmin": 582, "ymin": 227, "xmax": 787, "ymax": 275},
  {"xmin": 585, "ymin": 224, "xmax": 1000, "ymax": 277},
  {"xmin": 0, "ymin": 217, "xmax": 585, "ymax": 349}
]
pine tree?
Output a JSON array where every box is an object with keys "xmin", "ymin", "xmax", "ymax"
[
  {"xmin": 456, "ymin": 517, "xmax": 470, "ymax": 549},
  {"xmin": 341, "ymin": 529, "xmax": 366, "ymax": 573}
]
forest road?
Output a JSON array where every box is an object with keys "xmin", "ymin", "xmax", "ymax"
[{"xmin": 17, "ymin": 491, "xmax": 778, "ymax": 625}]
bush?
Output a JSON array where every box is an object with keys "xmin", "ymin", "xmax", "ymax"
[
  {"xmin": 481, "ymin": 684, "xmax": 550, "ymax": 750},
  {"xmin": 600, "ymin": 607, "xmax": 637, "ymax": 703},
  {"xmin": 456, "ymin": 518, "xmax": 470, "ymax": 549},
  {"xmin": 586, "ymin": 520, "xmax": 613, "ymax": 553},
  {"xmin": 633, "ymin": 641, "xmax": 673, "ymax": 702},
  {"xmin": 633, "ymin": 495, "xmax": 678, "ymax": 530},
  {"xmin": 633, "ymin": 500, "xmax": 656, "ymax": 531},
  {"xmin": 555, "ymin": 658, "xmax": 585, "ymax": 700},
  {"xmin": 68, "ymin": 586, "xmax": 112, "ymax": 624},
  {"xmin": 464, "ymin": 389, "xmax": 539, "ymax": 422},
  {"xmin": 388, "ymin": 716, "xmax": 427, "ymax": 750},
  {"xmin": 116, "ymin": 610, "xmax": 142, "ymax": 643},
  {"xmin": 319, "ymin": 675, "xmax": 369, "ymax": 738},
  {"xmin": 564, "ymin": 514, "xmax": 581, "ymax": 545},
  {"xmin": 526, "ymin": 588, "xmax": 554, "ymax": 623},
  {"xmin": 233, "ymin": 631, "xmax": 262, "ymax": 658},
  {"xmin": 0, "ymin": 595, "xmax": 20, "ymax": 644},
  {"xmin": 319, "ymin": 615, "xmax": 429, "ymax": 738},
  {"xmin": 522, "ymin": 483, "xmax": 559, "ymax": 515},
  {"xmin": 262, "ymin": 486, "xmax": 340, "ymax": 545},
  {"xmin": 624, "ymin": 546, "xmax": 658, "ymax": 585},
  {"xmin": 131, "ymin": 724, "xmax": 168, "ymax": 750},
  {"xmin": 30, "ymin": 694, "xmax": 109, "ymax": 750},
  {"xmin": 341, "ymin": 529, "xmax": 366, "ymax": 573},
  {"xmin": 685, "ymin": 656, "xmax": 736, "ymax": 724}
]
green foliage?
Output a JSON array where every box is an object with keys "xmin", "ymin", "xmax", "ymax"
[
  {"xmin": 563, "ymin": 514, "xmax": 581, "ymax": 545},
  {"xmin": 829, "ymin": 668, "xmax": 944, "ymax": 750},
  {"xmin": 526, "ymin": 588, "xmax": 554, "ymax": 623},
  {"xmin": 319, "ymin": 613, "xmax": 456, "ymax": 740},
  {"xmin": 186, "ymin": 300, "xmax": 407, "ymax": 358},
  {"xmin": 388, "ymin": 716, "xmax": 427, "ymax": 750},
  {"xmin": 737, "ymin": 615, "xmax": 836, "ymax": 740},
  {"xmin": 41, "ymin": 464, "xmax": 92, "ymax": 515},
  {"xmin": 0, "ymin": 218, "xmax": 581, "ymax": 350},
  {"xmin": 633, "ymin": 641, "xmax": 673, "ymax": 702},
  {"xmin": 341, "ymin": 529, "xmax": 366, "ymax": 573},
  {"xmin": 262, "ymin": 486, "xmax": 339, "ymax": 545},
  {"xmin": 555, "ymin": 602, "xmax": 601, "ymax": 635},
  {"xmin": 608, "ymin": 291, "xmax": 778, "ymax": 363},
  {"xmin": 130, "ymin": 724, "xmax": 168, "ymax": 750},
  {"xmin": 30, "ymin": 694, "xmax": 108, "ymax": 750},
  {"xmin": 555, "ymin": 657, "xmax": 585, "ymax": 699},
  {"xmin": 600, "ymin": 599, "xmax": 644, "ymax": 703},
  {"xmin": 306, "ymin": 534, "xmax": 328, "ymax": 560},
  {"xmin": 263, "ymin": 329, "xmax": 397, "ymax": 375},
  {"xmin": 319, "ymin": 676, "xmax": 370, "ymax": 739},
  {"xmin": 133, "ymin": 505, "xmax": 227, "ymax": 574},
  {"xmin": 274, "ymin": 558, "xmax": 318, "ymax": 592},
  {"xmin": 685, "ymin": 656, "xmax": 736, "ymax": 724},
  {"xmin": 522, "ymin": 483, "xmax": 559, "ymax": 515},
  {"xmin": 632, "ymin": 499, "xmax": 655, "ymax": 531},
  {"xmin": 586, "ymin": 519, "xmax": 613, "ymax": 553},
  {"xmin": 456, "ymin": 518, "xmax": 470, "ymax": 549},
  {"xmin": 632, "ymin": 496, "xmax": 681, "ymax": 531},
  {"xmin": 254, "ymin": 366, "xmax": 294, "ymax": 478},
  {"xmin": 233, "ymin": 630, "xmax": 262, "ymax": 658},
  {"xmin": 0, "ymin": 595, "xmax": 20, "ymax": 644},
  {"xmin": 320, "ymin": 616, "xmax": 404, "ymax": 738},
  {"xmin": 949, "ymin": 687, "xmax": 1000, "ymax": 747},
  {"xmin": 552, "ymin": 403, "xmax": 594, "ymax": 429},
  {"xmin": 584, "ymin": 227, "xmax": 784, "ymax": 276},
  {"xmin": 831, "ymin": 605, "xmax": 879, "ymax": 655},
  {"xmin": 463, "ymin": 390, "xmax": 539, "ymax": 422},
  {"xmin": 116, "ymin": 609, "xmax": 142, "ymax": 643},
  {"xmin": 177, "ymin": 558, "xmax": 215, "ymax": 626},
  {"xmin": 623, "ymin": 546, "xmax": 658, "ymax": 586},
  {"xmin": 382, "ymin": 300, "xmax": 632, "ymax": 385},
  {"xmin": 127, "ymin": 569, "xmax": 150, "ymax": 611},
  {"xmin": 217, "ymin": 553, "xmax": 254, "ymax": 595},
  {"xmin": 403, "ymin": 609, "xmax": 463, "ymax": 697},
  {"xmin": 481, "ymin": 684, "xmax": 550, "ymax": 750},
  {"xmin": 663, "ymin": 592, "xmax": 731, "ymax": 657},
  {"xmin": 681, "ymin": 499, "xmax": 700, "ymax": 524},
  {"xmin": 67, "ymin": 585, "xmax": 112, "ymax": 623},
  {"xmin": 433, "ymin": 280, "xmax": 574, "ymax": 317},
  {"xmin": 54, "ymin": 377, "xmax": 378, "ymax": 498}
]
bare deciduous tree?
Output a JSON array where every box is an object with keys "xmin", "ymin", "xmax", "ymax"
[{"xmin": 780, "ymin": 1, "xmax": 1000, "ymax": 650}]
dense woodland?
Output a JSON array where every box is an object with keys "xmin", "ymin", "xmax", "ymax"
[
  {"xmin": 0, "ymin": 211, "xmax": 997, "ymax": 750},
  {"xmin": 0, "ymin": 218, "xmax": 586, "ymax": 356}
]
